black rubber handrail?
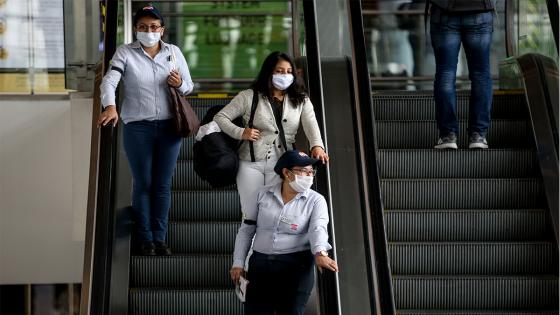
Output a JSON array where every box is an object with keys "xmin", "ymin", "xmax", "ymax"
[
  {"xmin": 516, "ymin": 53, "xmax": 559, "ymax": 244},
  {"xmin": 347, "ymin": 0, "xmax": 396, "ymax": 314},
  {"xmin": 81, "ymin": 1, "xmax": 133, "ymax": 314},
  {"xmin": 301, "ymin": 1, "xmax": 340, "ymax": 314}
]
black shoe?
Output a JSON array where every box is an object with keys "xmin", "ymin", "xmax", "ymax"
[
  {"xmin": 155, "ymin": 242, "xmax": 172, "ymax": 256},
  {"xmin": 140, "ymin": 241, "xmax": 156, "ymax": 256}
]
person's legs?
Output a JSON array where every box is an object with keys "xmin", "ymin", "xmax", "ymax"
[
  {"xmin": 123, "ymin": 121, "xmax": 156, "ymax": 243},
  {"xmin": 150, "ymin": 119, "xmax": 182, "ymax": 244},
  {"xmin": 461, "ymin": 11, "xmax": 494, "ymax": 143},
  {"xmin": 236, "ymin": 160, "xmax": 266, "ymax": 216},
  {"xmin": 431, "ymin": 8, "xmax": 462, "ymax": 139},
  {"xmin": 244, "ymin": 253, "xmax": 276, "ymax": 315},
  {"xmin": 277, "ymin": 253, "xmax": 315, "ymax": 315}
]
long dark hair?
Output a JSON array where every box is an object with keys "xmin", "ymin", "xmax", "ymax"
[{"xmin": 250, "ymin": 51, "xmax": 307, "ymax": 106}]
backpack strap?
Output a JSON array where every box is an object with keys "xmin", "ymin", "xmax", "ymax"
[{"xmin": 248, "ymin": 89, "xmax": 259, "ymax": 162}]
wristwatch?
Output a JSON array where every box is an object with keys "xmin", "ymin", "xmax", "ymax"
[{"xmin": 316, "ymin": 250, "xmax": 328, "ymax": 257}]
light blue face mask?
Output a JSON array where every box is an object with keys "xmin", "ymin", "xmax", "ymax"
[
  {"xmin": 136, "ymin": 32, "xmax": 161, "ymax": 47},
  {"xmin": 272, "ymin": 74, "xmax": 294, "ymax": 90}
]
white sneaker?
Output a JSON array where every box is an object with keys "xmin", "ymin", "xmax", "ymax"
[
  {"xmin": 434, "ymin": 132, "xmax": 458, "ymax": 150},
  {"xmin": 469, "ymin": 132, "xmax": 488, "ymax": 149}
]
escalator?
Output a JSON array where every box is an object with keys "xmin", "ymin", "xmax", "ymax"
[
  {"xmin": 355, "ymin": 0, "xmax": 559, "ymax": 312},
  {"xmin": 128, "ymin": 98, "xmax": 244, "ymax": 314},
  {"xmin": 374, "ymin": 90, "xmax": 558, "ymax": 314}
]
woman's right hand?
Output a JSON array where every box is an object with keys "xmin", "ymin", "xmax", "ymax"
[
  {"xmin": 230, "ymin": 267, "xmax": 245, "ymax": 285},
  {"xmin": 97, "ymin": 105, "xmax": 119, "ymax": 127},
  {"xmin": 242, "ymin": 128, "xmax": 261, "ymax": 141}
]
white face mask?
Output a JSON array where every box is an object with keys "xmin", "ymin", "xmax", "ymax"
[
  {"xmin": 272, "ymin": 74, "xmax": 294, "ymax": 90},
  {"xmin": 288, "ymin": 174, "xmax": 314, "ymax": 193},
  {"xmin": 136, "ymin": 32, "xmax": 161, "ymax": 47}
]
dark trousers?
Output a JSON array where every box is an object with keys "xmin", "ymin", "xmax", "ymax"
[
  {"xmin": 430, "ymin": 6, "xmax": 494, "ymax": 137},
  {"xmin": 123, "ymin": 119, "xmax": 182, "ymax": 242},
  {"xmin": 245, "ymin": 251, "xmax": 315, "ymax": 315}
]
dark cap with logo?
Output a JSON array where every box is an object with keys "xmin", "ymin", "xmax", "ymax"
[
  {"xmin": 274, "ymin": 150, "xmax": 321, "ymax": 176},
  {"xmin": 134, "ymin": 4, "xmax": 165, "ymax": 26}
]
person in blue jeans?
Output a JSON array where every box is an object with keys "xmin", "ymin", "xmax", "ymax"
[
  {"xmin": 430, "ymin": 0, "xmax": 494, "ymax": 149},
  {"xmin": 98, "ymin": 5, "xmax": 194, "ymax": 255}
]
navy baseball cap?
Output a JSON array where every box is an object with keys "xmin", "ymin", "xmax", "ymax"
[
  {"xmin": 274, "ymin": 150, "xmax": 321, "ymax": 176},
  {"xmin": 134, "ymin": 4, "xmax": 165, "ymax": 26}
]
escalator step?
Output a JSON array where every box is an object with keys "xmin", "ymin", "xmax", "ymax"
[
  {"xmin": 179, "ymin": 137, "xmax": 196, "ymax": 160},
  {"xmin": 372, "ymin": 91, "xmax": 527, "ymax": 120},
  {"xmin": 378, "ymin": 149, "xmax": 538, "ymax": 179},
  {"xmin": 397, "ymin": 311, "xmax": 559, "ymax": 315},
  {"xmin": 376, "ymin": 120, "xmax": 530, "ymax": 149},
  {"xmin": 381, "ymin": 179, "xmax": 543, "ymax": 209},
  {"xmin": 170, "ymin": 191, "xmax": 240, "ymax": 221},
  {"xmin": 393, "ymin": 276, "xmax": 558, "ymax": 310},
  {"xmin": 167, "ymin": 222, "xmax": 239, "ymax": 254},
  {"xmin": 173, "ymin": 160, "xmax": 236, "ymax": 190},
  {"xmin": 385, "ymin": 209, "xmax": 548, "ymax": 242},
  {"xmin": 389, "ymin": 242, "xmax": 557, "ymax": 275},
  {"xmin": 130, "ymin": 254, "xmax": 232, "ymax": 287},
  {"xmin": 129, "ymin": 289, "xmax": 242, "ymax": 315}
]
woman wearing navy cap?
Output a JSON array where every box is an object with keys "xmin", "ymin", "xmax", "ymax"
[
  {"xmin": 98, "ymin": 4, "xmax": 194, "ymax": 256},
  {"xmin": 230, "ymin": 150, "xmax": 339, "ymax": 315}
]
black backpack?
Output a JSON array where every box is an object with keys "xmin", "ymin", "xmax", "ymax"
[{"xmin": 193, "ymin": 91, "xmax": 259, "ymax": 188}]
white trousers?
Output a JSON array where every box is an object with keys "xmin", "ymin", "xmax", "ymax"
[{"xmin": 236, "ymin": 149, "xmax": 282, "ymax": 217}]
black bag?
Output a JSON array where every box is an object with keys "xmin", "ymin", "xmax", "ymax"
[{"xmin": 193, "ymin": 90, "xmax": 259, "ymax": 188}]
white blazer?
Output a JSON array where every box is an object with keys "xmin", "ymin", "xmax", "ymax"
[{"xmin": 214, "ymin": 89, "xmax": 325, "ymax": 162}]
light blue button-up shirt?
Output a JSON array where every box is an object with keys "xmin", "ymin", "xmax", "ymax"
[
  {"xmin": 232, "ymin": 183, "xmax": 333, "ymax": 268},
  {"xmin": 100, "ymin": 40, "xmax": 194, "ymax": 124}
]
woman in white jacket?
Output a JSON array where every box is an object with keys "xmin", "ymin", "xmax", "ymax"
[{"xmin": 214, "ymin": 51, "xmax": 329, "ymax": 216}]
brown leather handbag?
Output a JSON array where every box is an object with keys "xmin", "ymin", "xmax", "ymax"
[
  {"xmin": 168, "ymin": 86, "xmax": 199, "ymax": 137},
  {"xmin": 168, "ymin": 47, "xmax": 199, "ymax": 137}
]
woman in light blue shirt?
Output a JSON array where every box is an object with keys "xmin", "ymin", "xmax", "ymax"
[
  {"xmin": 97, "ymin": 5, "xmax": 193, "ymax": 256},
  {"xmin": 230, "ymin": 150, "xmax": 339, "ymax": 315}
]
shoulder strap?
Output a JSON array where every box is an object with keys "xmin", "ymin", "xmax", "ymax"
[{"xmin": 248, "ymin": 89, "xmax": 259, "ymax": 162}]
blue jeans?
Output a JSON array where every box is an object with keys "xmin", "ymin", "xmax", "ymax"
[
  {"xmin": 430, "ymin": 6, "xmax": 494, "ymax": 137},
  {"xmin": 245, "ymin": 251, "xmax": 315, "ymax": 315},
  {"xmin": 123, "ymin": 119, "xmax": 182, "ymax": 242}
]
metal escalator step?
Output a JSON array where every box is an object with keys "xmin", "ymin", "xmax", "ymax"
[
  {"xmin": 129, "ymin": 289, "xmax": 242, "ymax": 315},
  {"xmin": 378, "ymin": 149, "xmax": 538, "ymax": 179},
  {"xmin": 381, "ymin": 179, "xmax": 543, "ymax": 209},
  {"xmin": 170, "ymin": 191, "xmax": 240, "ymax": 221},
  {"xmin": 179, "ymin": 137, "xmax": 196, "ymax": 160},
  {"xmin": 385, "ymin": 209, "xmax": 548, "ymax": 242},
  {"xmin": 393, "ymin": 276, "xmax": 558, "ymax": 310},
  {"xmin": 376, "ymin": 120, "xmax": 530, "ymax": 149},
  {"xmin": 389, "ymin": 242, "xmax": 557, "ymax": 275},
  {"xmin": 397, "ymin": 312, "xmax": 559, "ymax": 315},
  {"xmin": 372, "ymin": 91, "xmax": 527, "ymax": 120},
  {"xmin": 130, "ymin": 254, "xmax": 232, "ymax": 287},
  {"xmin": 173, "ymin": 160, "xmax": 236, "ymax": 190},
  {"xmin": 167, "ymin": 222, "xmax": 239, "ymax": 254}
]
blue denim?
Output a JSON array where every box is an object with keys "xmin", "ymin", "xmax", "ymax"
[
  {"xmin": 123, "ymin": 119, "xmax": 182, "ymax": 242},
  {"xmin": 245, "ymin": 251, "xmax": 315, "ymax": 315},
  {"xmin": 430, "ymin": 6, "xmax": 494, "ymax": 137}
]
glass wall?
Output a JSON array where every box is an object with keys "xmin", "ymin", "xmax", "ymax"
[
  {"xmin": 0, "ymin": 0, "xmax": 66, "ymax": 93},
  {"xmin": 122, "ymin": 0, "xmax": 294, "ymax": 93},
  {"xmin": 362, "ymin": 0, "xmax": 508, "ymax": 90}
]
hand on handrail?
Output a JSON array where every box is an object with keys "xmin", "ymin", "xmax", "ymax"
[{"xmin": 97, "ymin": 105, "xmax": 119, "ymax": 127}]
